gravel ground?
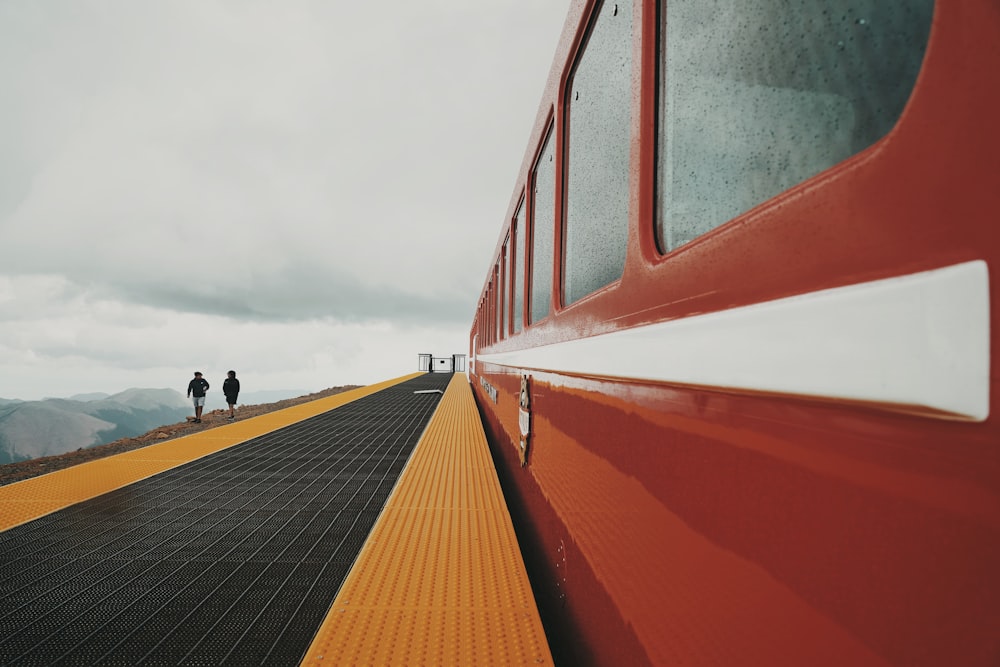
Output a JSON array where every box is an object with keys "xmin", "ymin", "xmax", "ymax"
[{"xmin": 0, "ymin": 385, "xmax": 361, "ymax": 487}]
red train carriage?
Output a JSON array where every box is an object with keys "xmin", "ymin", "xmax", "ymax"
[{"xmin": 470, "ymin": 1, "xmax": 1000, "ymax": 665}]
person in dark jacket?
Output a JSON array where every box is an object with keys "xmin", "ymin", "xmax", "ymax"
[
  {"xmin": 186, "ymin": 371, "xmax": 210, "ymax": 423},
  {"xmin": 223, "ymin": 370, "xmax": 240, "ymax": 421}
]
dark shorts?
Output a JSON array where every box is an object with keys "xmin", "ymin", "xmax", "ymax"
[{"xmin": 225, "ymin": 394, "xmax": 239, "ymax": 405}]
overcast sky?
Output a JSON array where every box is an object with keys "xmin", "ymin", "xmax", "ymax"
[{"xmin": 0, "ymin": 1, "xmax": 570, "ymax": 401}]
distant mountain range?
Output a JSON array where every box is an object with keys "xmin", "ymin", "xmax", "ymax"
[{"xmin": 0, "ymin": 388, "xmax": 307, "ymax": 465}]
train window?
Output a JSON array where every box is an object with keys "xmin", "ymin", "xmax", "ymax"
[
  {"xmin": 496, "ymin": 260, "xmax": 504, "ymax": 341},
  {"xmin": 485, "ymin": 284, "xmax": 491, "ymax": 345},
  {"xmin": 500, "ymin": 243, "xmax": 508, "ymax": 340},
  {"xmin": 489, "ymin": 278, "xmax": 496, "ymax": 344},
  {"xmin": 563, "ymin": 0, "xmax": 633, "ymax": 306},
  {"xmin": 530, "ymin": 127, "xmax": 556, "ymax": 324},
  {"xmin": 481, "ymin": 299, "xmax": 486, "ymax": 344},
  {"xmin": 513, "ymin": 200, "xmax": 525, "ymax": 334},
  {"xmin": 656, "ymin": 0, "xmax": 934, "ymax": 251}
]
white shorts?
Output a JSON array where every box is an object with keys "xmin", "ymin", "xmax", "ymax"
[{"xmin": 192, "ymin": 396, "xmax": 206, "ymax": 407}]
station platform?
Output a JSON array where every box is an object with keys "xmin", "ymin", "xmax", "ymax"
[{"xmin": 0, "ymin": 373, "xmax": 551, "ymax": 665}]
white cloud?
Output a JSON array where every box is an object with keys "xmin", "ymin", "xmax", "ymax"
[
  {"xmin": 0, "ymin": 274, "xmax": 470, "ymax": 399},
  {"xmin": 0, "ymin": 1, "xmax": 568, "ymax": 400}
]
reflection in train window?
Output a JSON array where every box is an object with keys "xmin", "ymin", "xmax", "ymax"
[
  {"xmin": 657, "ymin": 0, "xmax": 934, "ymax": 252},
  {"xmin": 563, "ymin": 0, "xmax": 633, "ymax": 306},
  {"xmin": 513, "ymin": 200, "xmax": 525, "ymax": 334},
  {"xmin": 530, "ymin": 127, "xmax": 555, "ymax": 324}
]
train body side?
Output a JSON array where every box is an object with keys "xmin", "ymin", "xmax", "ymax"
[{"xmin": 470, "ymin": 1, "xmax": 1000, "ymax": 665}]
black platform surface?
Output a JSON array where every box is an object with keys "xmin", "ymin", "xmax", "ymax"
[{"xmin": 0, "ymin": 373, "xmax": 452, "ymax": 666}]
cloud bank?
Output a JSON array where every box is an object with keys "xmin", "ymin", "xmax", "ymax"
[{"xmin": 0, "ymin": 1, "xmax": 569, "ymax": 399}]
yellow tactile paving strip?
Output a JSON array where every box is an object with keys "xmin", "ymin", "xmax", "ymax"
[
  {"xmin": 301, "ymin": 373, "xmax": 553, "ymax": 666},
  {"xmin": 0, "ymin": 374, "xmax": 421, "ymax": 532}
]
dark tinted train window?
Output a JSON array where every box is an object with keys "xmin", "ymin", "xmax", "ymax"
[
  {"xmin": 531, "ymin": 128, "xmax": 555, "ymax": 324},
  {"xmin": 657, "ymin": 0, "xmax": 934, "ymax": 251},
  {"xmin": 513, "ymin": 201, "xmax": 525, "ymax": 334},
  {"xmin": 563, "ymin": 0, "xmax": 633, "ymax": 305}
]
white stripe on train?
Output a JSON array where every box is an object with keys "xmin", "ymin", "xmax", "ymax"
[{"xmin": 478, "ymin": 260, "xmax": 991, "ymax": 421}]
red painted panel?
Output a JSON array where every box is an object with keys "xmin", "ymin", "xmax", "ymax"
[{"xmin": 474, "ymin": 371, "xmax": 1000, "ymax": 665}]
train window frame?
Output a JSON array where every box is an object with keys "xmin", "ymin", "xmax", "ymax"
[
  {"xmin": 653, "ymin": 0, "xmax": 935, "ymax": 255},
  {"xmin": 498, "ymin": 245, "xmax": 508, "ymax": 341},
  {"xmin": 561, "ymin": 0, "xmax": 633, "ymax": 308},
  {"xmin": 485, "ymin": 280, "xmax": 492, "ymax": 346},
  {"xmin": 512, "ymin": 194, "xmax": 526, "ymax": 335},
  {"xmin": 490, "ymin": 277, "xmax": 497, "ymax": 345},
  {"xmin": 528, "ymin": 121, "xmax": 557, "ymax": 326}
]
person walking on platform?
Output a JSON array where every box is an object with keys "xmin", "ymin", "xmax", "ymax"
[
  {"xmin": 223, "ymin": 370, "xmax": 240, "ymax": 421},
  {"xmin": 187, "ymin": 371, "xmax": 210, "ymax": 423}
]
